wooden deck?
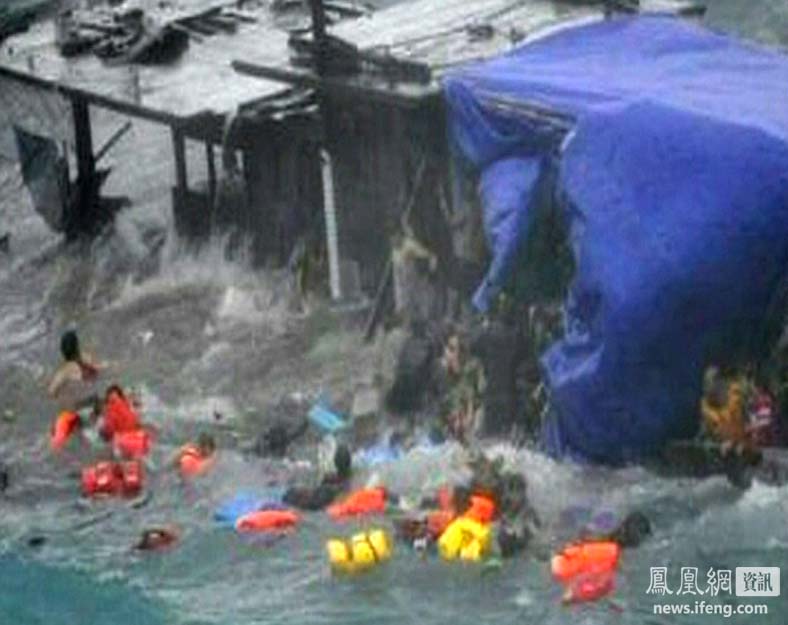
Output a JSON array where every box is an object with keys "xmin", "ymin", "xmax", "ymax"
[
  {"xmin": 233, "ymin": 0, "xmax": 706, "ymax": 103},
  {"xmin": 0, "ymin": 5, "xmax": 291, "ymax": 125}
]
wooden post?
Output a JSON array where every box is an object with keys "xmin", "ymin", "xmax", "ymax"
[
  {"xmin": 308, "ymin": 0, "xmax": 327, "ymax": 75},
  {"xmin": 206, "ymin": 141, "xmax": 216, "ymax": 208},
  {"xmin": 69, "ymin": 94, "xmax": 95, "ymax": 236},
  {"xmin": 171, "ymin": 126, "xmax": 188, "ymax": 194}
]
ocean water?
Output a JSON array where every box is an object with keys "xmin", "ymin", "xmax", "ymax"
[{"xmin": 1, "ymin": 2, "xmax": 788, "ymax": 624}]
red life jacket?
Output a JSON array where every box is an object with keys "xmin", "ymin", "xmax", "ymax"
[
  {"xmin": 464, "ymin": 494, "xmax": 497, "ymax": 524},
  {"xmin": 552, "ymin": 541, "xmax": 620, "ymax": 583},
  {"xmin": 50, "ymin": 411, "xmax": 81, "ymax": 451},
  {"xmin": 235, "ymin": 509, "xmax": 300, "ymax": 532},
  {"xmin": 82, "ymin": 460, "xmax": 143, "ymax": 498},
  {"xmin": 178, "ymin": 445, "xmax": 214, "ymax": 478},
  {"xmin": 563, "ymin": 571, "xmax": 616, "ymax": 604},
  {"xmin": 327, "ymin": 487, "xmax": 387, "ymax": 520},
  {"xmin": 103, "ymin": 392, "xmax": 139, "ymax": 439},
  {"xmin": 113, "ymin": 429, "xmax": 152, "ymax": 459}
]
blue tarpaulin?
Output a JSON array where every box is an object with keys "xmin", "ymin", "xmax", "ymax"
[{"xmin": 443, "ymin": 15, "xmax": 788, "ymax": 463}]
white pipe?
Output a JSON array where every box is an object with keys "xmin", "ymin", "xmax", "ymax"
[{"xmin": 320, "ymin": 148, "xmax": 342, "ymax": 300}]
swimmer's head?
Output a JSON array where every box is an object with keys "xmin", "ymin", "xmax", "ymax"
[
  {"xmin": 136, "ymin": 527, "xmax": 178, "ymax": 551},
  {"xmin": 197, "ymin": 432, "xmax": 216, "ymax": 456},
  {"xmin": 334, "ymin": 444, "xmax": 352, "ymax": 480},
  {"xmin": 105, "ymin": 385, "xmax": 125, "ymax": 401},
  {"xmin": 60, "ymin": 330, "xmax": 80, "ymax": 362},
  {"xmin": 611, "ymin": 511, "xmax": 651, "ymax": 548}
]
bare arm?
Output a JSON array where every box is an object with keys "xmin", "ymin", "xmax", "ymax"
[{"xmin": 47, "ymin": 366, "xmax": 68, "ymax": 398}]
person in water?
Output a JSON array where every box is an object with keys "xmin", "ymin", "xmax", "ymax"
[
  {"xmin": 282, "ymin": 443, "xmax": 352, "ymax": 510},
  {"xmin": 47, "ymin": 331, "xmax": 104, "ymax": 411},
  {"xmin": 135, "ymin": 526, "xmax": 179, "ymax": 551},
  {"xmin": 173, "ymin": 433, "xmax": 217, "ymax": 478},
  {"xmin": 437, "ymin": 330, "xmax": 485, "ymax": 445},
  {"xmin": 48, "ymin": 331, "xmax": 110, "ymax": 452},
  {"xmin": 256, "ymin": 419, "xmax": 309, "ymax": 458},
  {"xmin": 98, "ymin": 385, "xmax": 141, "ymax": 441}
]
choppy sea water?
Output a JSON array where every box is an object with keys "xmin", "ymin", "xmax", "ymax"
[{"xmin": 1, "ymin": 2, "xmax": 788, "ymax": 623}]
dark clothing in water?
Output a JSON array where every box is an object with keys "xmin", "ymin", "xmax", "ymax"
[{"xmin": 283, "ymin": 474, "xmax": 348, "ymax": 511}]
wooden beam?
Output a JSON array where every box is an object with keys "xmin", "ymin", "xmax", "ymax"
[
  {"xmin": 67, "ymin": 94, "xmax": 96, "ymax": 236},
  {"xmin": 363, "ymin": 154, "xmax": 428, "ymax": 342},
  {"xmin": 0, "ymin": 63, "xmax": 182, "ymax": 126},
  {"xmin": 232, "ymin": 60, "xmax": 437, "ymax": 108},
  {"xmin": 308, "ymin": 0, "xmax": 328, "ymax": 45},
  {"xmin": 95, "ymin": 121, "xmax": 132, "ymax": 163},
  {"xmin": 71, "ymin": 95, "xmax": 95, "ymax": 183},
  {"xmin": 171, "ymin": 127, "xmax": 188, "ymax": 194},
  {"xmin": 206, "ymin": 141, "xmax": 217, "ymax": 209}
]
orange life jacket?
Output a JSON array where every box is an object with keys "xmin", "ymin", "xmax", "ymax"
[
  {"xmin": 551, "ymin": 541, "xmax": 620, "ymax": 583},
  {"xmin": 113, "ymin": 429, "xmax": 152, "ymax": 459},
  {"xmin": 426, "ymin": 509, "xmax": 455, "ymax": 539},
  {"xmin": 464, "ymin": 494, "xmax": 497, "ymax": 524},
  {"xmin": 51, "ymin": 411, "xmax": 81, "ymax": 451},
  {"xmin": 436, "ymin": 486, "xmax": 454, "ymax": 511},
  {"xmin": 327, "ymin": 487, "xmax": 387, "ymax": 520},
  {"xmin": 178, "ymin": 444, "xmax": 214, "ymax": 478},
  {"xmin": 563, "ymin": 570, "xmax": 616, "ymax": 604},
  {"xmin": 81, "ymin": 460, "xmax": 143, "ymax": 498},
  {"xmin": 103, "ymin": 392, "xmax": 139, "ymax": 439},
  {"xmin": 235, "ymin": 509, "xmax": 300, "ymax": 532}
]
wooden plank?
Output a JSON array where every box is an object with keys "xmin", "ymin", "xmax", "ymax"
[
  {"xmin": 95, "ymin": 121, "xmax": 132, "ymax": 163},
  {"xmin": 231, "ymin": 59, "xmax": 437, "ymax": 107},
  {"xmin": 363, "ymin": 154, "xmax": 427, "ymax": 342},
  {"xmin": 71, "ymin": 95, "xmax": 95, "ymax": 184},
  {"xmin": 177, "ymin": 19, "xmax": 222, "ymax": 36},
  {"xmin": 0, "ymin": 62, "xmax": 181, "ymax": 126},
  {"xmin": 0, "ymin": 12, "xmax": 293, "ymax": 122},
  {"xmin": 68, "ymin": 93, "xmax": 96, "ymax": 236},
  {"xmin": 171, "ymin": 127, "xmax": 188, "ymax": 194},
  {"xmin": 206, "ymin": 141, "xmax": 217, "ymax": 209},
  {"xmin": 308, "ymin": 0, "xmax": 328, "ymax": 75}
]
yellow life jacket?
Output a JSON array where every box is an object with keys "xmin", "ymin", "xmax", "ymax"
[
  {"xmin": 326, "ymin": 529, "xmax": 392, "ymax": 574},
  {"xmin": 437, "ymin": 517, "xmax": 491, "ymax": 562}
]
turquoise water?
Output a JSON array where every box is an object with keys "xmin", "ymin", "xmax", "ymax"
[
  {"xmin": 0, "ymin": 555, "xmax": 171, "ymax": 625},
  {"xmin": 3, "ymin": 436, "xmax": 788, "ymax": 625}
]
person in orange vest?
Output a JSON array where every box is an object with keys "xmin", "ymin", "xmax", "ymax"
[
  {"xmin": 99, "ymin": 385, "xmax": 141, "ymax": 442},
  {"xmin": 553, "ymin": 511, "xmax": 651, "ymax": 603},
  {"xmin": 48, "ymin": 331, "xmax": 107, "ymax": 453},
  {"xmin": 172, "ymin": 433, "xmax": 216, "ymax": 478}
]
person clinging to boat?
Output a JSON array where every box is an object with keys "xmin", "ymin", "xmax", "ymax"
[{"xmin": 700, "ymin": 365, "xmax": 777, "ymax": 456}]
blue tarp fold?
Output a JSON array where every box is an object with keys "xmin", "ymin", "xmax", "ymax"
[{"xmin": 444, "ymin": 15, "xmax": 788, "ymax": 463}]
